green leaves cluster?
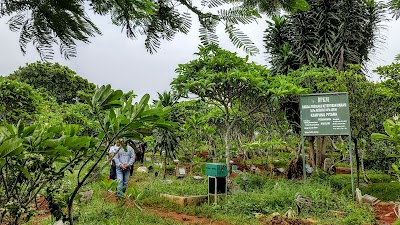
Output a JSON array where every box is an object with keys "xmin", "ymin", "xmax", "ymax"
[
  {"xmin": 0, "ymin": 122, "xmax": 94, "ymax": 224},
  {"xmin": 9, "ymin": 62, "xmax": 96, "ymax": 104},
  {"xmin": 0, "ymin": 78, "xmax": 42, "ymax": 124},
  {"xmin": 172, "ymin": 46, "xmax": 305, "ymax": 167},
  {"xmin": 372, "ymin": 118, "xmax": 400, "ymax": 178},
  {"xmin": 264, "ymin": 0, "xmax": 385, "ymax": 74},
  {"xmin": 1, "ymin": 0, "xmax": 309, "ymax": 58}
]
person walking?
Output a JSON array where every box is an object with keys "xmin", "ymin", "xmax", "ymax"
[
  {"xmin": 113, "ymin": 140, "xmax": 135, "ymax": 197},
  {"xmin": 108, "ymin": 139, "xmax": 121, "ymax": 180}
]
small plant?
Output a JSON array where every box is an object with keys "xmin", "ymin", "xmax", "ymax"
[
  {"xmin": 372, "ymin": 117, "xmax": 400, "ymax": 181},
  {"xmin": 101, "ymin": 179, "xmax": 118, "ymax": 193},
  {"xmin": 117, "ymin": 187, "xmax": 143, "ymax": 225}
]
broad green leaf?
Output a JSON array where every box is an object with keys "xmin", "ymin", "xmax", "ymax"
[
  {"xmin": 371, "ymin": 133, "xmax": 389, "ymax": 141},
  {"xmin": 0, "ymin": 138, "xmax": 23, "ymax": 158},
  {"xmin": 0, "ymin": 158, "xmax": 5, "ymax": 168},
  {"xmin": 17, "ymin": 165, "xmax": 32, "ymax": 179}
]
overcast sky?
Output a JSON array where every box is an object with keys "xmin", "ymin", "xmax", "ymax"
[{"xmin": 1, "ymin": 6, "xmax": 400, "ymax": 100}]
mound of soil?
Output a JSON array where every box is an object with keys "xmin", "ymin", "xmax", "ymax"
[
  {"xmin": 374, "ymin": 202, "xmax": 398, "ymax": 225},
  {"xmin": 335, "ymin": 167, "xmax": 352, "ymax": 174},
  {"xmin": 146, "ymin": 207, "xmax": 231, "ymax": 225},
  {"xmin": 261, "ymin": 216, "xmax": 312, "ymax": 225}
]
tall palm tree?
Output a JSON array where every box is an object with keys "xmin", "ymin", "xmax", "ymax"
[
  {"xmin": 264, "ymin": 0, "xmax": 386, "ymax": 74},
  {"xmin": 153, "ymin": 91, "xmax": 180, "ymax": 179}
]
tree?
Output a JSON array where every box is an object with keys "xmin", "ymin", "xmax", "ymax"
[
  {"xmin": 153, "ymin": 91, "xmax": 180, "ymax": 179},
  {"xmin": 172, "ymin": 46, "xmax": 305, "ymax": 170},
  {"xmin": 389, "ymin": 0, "xmax": 400, "ymax": 19},
  {"xmin": 372, "ymin": 118, "xmax": 400, "ymax": 181},
  {"xmin": 0, "ymin": 0, "xmax": 308, "ymax": 60},
  {"xmin": 0, "ymin": 78, "xmax": 42, "ymax": 124},
  {"xmin": 264, "ymin": 0, "xmax": 385, "ymax": 74},
  {"xmin": 8, "ymin": 62, "xmax": 95, "ymax": 104},
  {"xmin": 66, "ymin": 85, "xmax": 176, "ymax": 224},
  {"xmin": 0, "ymin": 122, "xmax": 94, "ymax": 224}
]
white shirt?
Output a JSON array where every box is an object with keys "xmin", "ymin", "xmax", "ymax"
[{"xmin": 109, "ymin": 145, "xmax": 121, "ymax": 155}]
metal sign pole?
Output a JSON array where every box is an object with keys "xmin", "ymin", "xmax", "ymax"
[
  {"xmin": 301, "ymin": 136, "xmax": 306, "ymax": 180},
  {"xmin": 348, "ymin": 135, "xmax": 355, "ymax": 199}
]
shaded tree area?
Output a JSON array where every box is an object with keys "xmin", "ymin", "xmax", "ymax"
[{"xmin": 172, "ymin": 46, "xmax": 305, "ymax": 170}]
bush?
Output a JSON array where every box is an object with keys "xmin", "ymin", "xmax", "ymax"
[
  {"xmin": 234, "ymin": 173, "xmax": 271, "ymax": 191},
  {"xmin": 0, "ymin": 78, "xmax": 42, "ymax": 124},
  {"xmin": 360, "ymin": 183, "xmax": 400, "ymax": 201},
  {"xmin": 220, "ymin": 179, "xmax": 375, "ymax": 224},
  {"xmin": 329, "ymin": 173, "xmax": 394, "ymax": 190}
]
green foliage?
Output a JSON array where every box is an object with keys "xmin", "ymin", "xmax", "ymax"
[
  {"xmin": 264, "ymin": 0, "xmax": 386, "ymax": 74},
  {"xmin": 0, "ymin": 78, "xmax": 42, "ymax": 124},
  {"xmin": 359, "ymin": 183, "xmax": 400, "ymax": 201},
  {"xmin": 173, "ymin": 46, "xmax": 305, "ymax": 168},
  {"xmin": 61, "ymin": 103, "xmax": 99, "ymax": 136},
  {"xmin": 389, "ymin": 0, "xmax": 400, "ymax": 19},
  {"xmin": 219, "ymin": 178, "xmax": 374, "ymax": 224},
  {"xmin": 374, "ymin": 62, "xmax": 400, "ymax": 103},
  {"xmin": 9, "ymin": 62, "xmax": 96, "ymax": 104},
  {"xmin": 0, "ymin": 0, "xmax": 307, "ymax": 58},
  {"xmin": 66, "ymin": 84, "xmax": 176, "ymax": 224},
  {"xmin": 0, "ymin": 122, "xmax": 94, "ymax": 224},
  {"xmin": 329, "ymin": 173, "xmax": 394, "ymax": 190},
  {"xmin": 234, "ymin": 173, "xmax": 270, "ymax": 191},
  {"xmin": 372, "ymin": 118, "xmax": 400, "ymax": 179}
]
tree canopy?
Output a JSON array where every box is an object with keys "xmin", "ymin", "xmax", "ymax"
[
  {"xmin": 0, "ymin": 0, "xmax": 308, "ymax": 60},
  {"xmin": 0, "ymin": 78, "xmax": 42, "ymax": 124},
  {"xmin": 172, "ymin": 46, "xmax": 305, "ymax": 168},
  {"xmin": 8, "ymin": 62, "xmax": 95, "ymax": 104},
  {"xmin": 264, "ymin": 0, "xmax": 385, "ymax": 74}
]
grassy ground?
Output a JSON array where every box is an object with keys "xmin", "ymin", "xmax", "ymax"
[{"xmin": 33, "ymin": 163, "xmax": 378, "ymax": 225}]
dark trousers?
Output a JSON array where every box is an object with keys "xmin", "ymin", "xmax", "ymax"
[{"xmin": 110, "ymin": 164, "xmax": 117, "ymax": 180}]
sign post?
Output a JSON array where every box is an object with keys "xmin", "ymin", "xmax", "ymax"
[{"xmin": 300, "ymin": 93, "xmax": 354, "ymax": 198}]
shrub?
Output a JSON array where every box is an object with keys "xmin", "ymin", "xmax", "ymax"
[
  {"xmin": 360, "ymin": 183, "xmax": 400, "ymax": 201},
  {"xmin": 234, "ymin": 173, "xmax": 271, "ymax": 191}
]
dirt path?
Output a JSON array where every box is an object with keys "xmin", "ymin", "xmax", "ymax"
[
  {"xmin": 103, "ymin": 192, "xmax": 232, "ymax": 225},
  {"xmin": 374, "ymin": 202, "xmax": 398, "ymax": 225},
  {"xmin": 145, "ymin": 207, "xmax": 231, "ymax": 225}
]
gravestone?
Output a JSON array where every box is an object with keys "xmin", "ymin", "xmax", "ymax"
[{"xmin": 323, "ymin": 158, "xmax": 333, "ymax": 171}]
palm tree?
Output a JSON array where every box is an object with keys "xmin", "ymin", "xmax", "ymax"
[
  {"xmin": 153, "ymin": 91, "xmax": 180, "ymax": 179},
  {"xmin": 264, "ymin": 0, "xmax": 386, "ymax": 74}
]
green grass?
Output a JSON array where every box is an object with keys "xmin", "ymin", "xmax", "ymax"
[
  {"xmin": 359, "ymin": 182, "xmax": 400, "ymax": 201},
  {"xmin": 132, "ymin": 172, "xmax": 375, "ymax": 225},
  {"xmin": 329, "ymin": 172, "xmax": 394, "ymax": 190},
  {"xmin": 31, "ymin": 164, "xmax": 377, "ymax": 225}
]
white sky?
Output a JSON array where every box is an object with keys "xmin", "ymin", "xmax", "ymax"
[{"xmin": 0, "ymin": 5, "xmax": 400, "ymax": 99}]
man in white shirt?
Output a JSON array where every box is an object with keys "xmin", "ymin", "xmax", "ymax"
[
  {"xmin": 108, "ymin": 139, "xmax": 122, "ymax": 180},
  {"xmin": 113, "ymin": 141, "xmax": 135, "ymax": 197}
]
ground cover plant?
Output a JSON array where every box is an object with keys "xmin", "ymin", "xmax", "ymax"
[{"xmin": 30, "ymin": 168, "xmax": 376, "ymax": 225}]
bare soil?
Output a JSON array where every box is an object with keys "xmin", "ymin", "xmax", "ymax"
[
  {"xmin": 146, "ymin": 207, "xmax": 231, "ymax": 225},
  {"xmin": 103, "ymin": 191, "xmax": 232, "ymax": 225},
  {"xmin": 260, "ymin": 216, "xmax": 312, "ymax": 225},
  {"xmin": 335, "ymin": 167, "xmax": 352, "ymax": 174},
  {"xmin": 374, "ymin": 202, "xmax": 398, "ymax": 225}
]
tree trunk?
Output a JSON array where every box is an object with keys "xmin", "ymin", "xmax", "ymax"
[
  {"xmin": 163, "ymin": 150, "xmax": 167, "ymax": 179},
  {"xmin": 353, "ymin": 138, "xmax": 360, "ymax": 187},
  {"xmin": 307, "ymin": 137, "xmax": 315, "ymax": 168},
  {"xmin": 321, "ymin": 136, "xmax": 328, "ymax": 163},
  {"xmin": 360, "ymin": 145, "xmax": 370, "ymax": 183},
  {"xmin": 316, "ymin": 136, "xmax": 329, "ymax": 169},
  {"xmin": 225, "ymin": 129, "xmax": 231, "ymax": 173}
]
